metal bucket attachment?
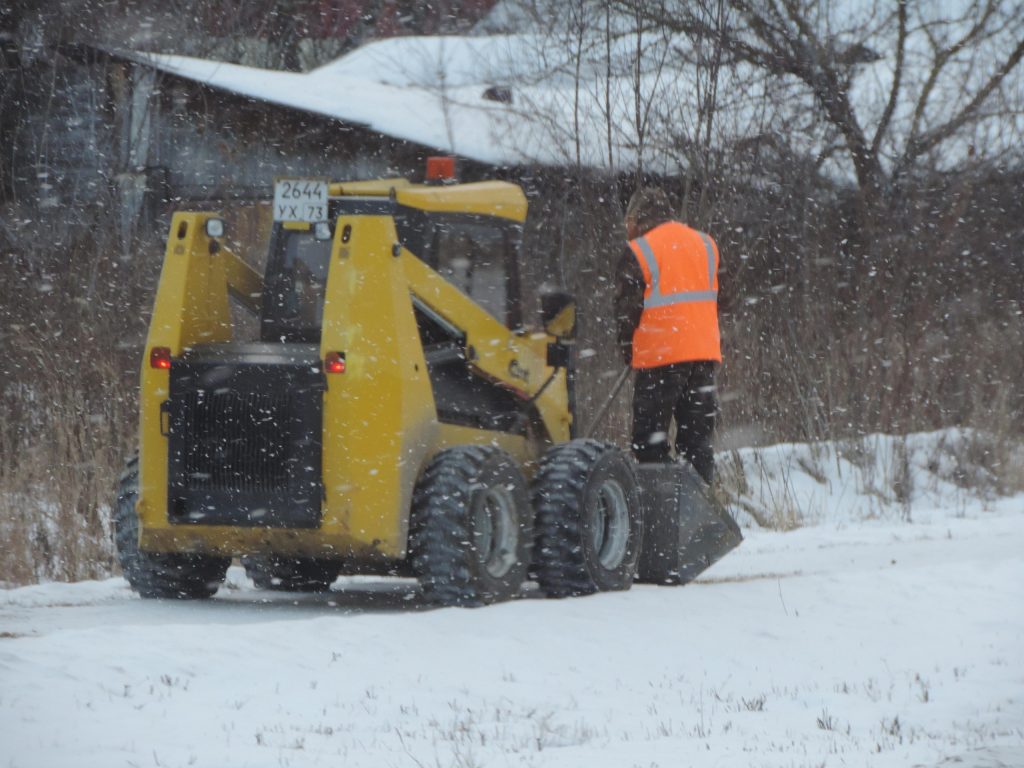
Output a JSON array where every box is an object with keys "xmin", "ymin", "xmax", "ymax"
[{"xmin": 635, "ymin": 462, "xmax": 742, "ymax": 585}]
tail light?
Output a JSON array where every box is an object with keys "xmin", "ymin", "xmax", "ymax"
[
  {"xmin": 324, "ymin": 351, "xmax": 346, "ymax": 374},
  {"xmin": 150, "ymin": 346, "xmax": 172, "ymax": 369}
]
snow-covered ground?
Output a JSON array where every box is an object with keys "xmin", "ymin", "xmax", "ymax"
[{"xmin": 2, "ymin": 436, "xmax": 1022, "ymax": 768}]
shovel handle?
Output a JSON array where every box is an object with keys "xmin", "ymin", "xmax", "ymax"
[{"xmin": 584, "ymin": 366, "xmax": 631, "ymax": 438}]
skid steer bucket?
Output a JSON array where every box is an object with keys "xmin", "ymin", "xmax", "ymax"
[{"xmin": 636, "ymin": 462, "xmax": 742, "ymax": 585}]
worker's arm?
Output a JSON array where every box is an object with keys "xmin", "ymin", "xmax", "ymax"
[{"xmin": 614, "ymin": 248, "xmax": 644, "ymax": 366}]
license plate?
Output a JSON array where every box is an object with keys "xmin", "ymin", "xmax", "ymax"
[{"xmin": 273, "ymin": 179, "xmax": 328, "ymax": 222}]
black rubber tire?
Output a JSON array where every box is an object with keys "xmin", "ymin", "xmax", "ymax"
[
  {"xmin": 241, "ymin": 555, "xmax": 338, "ymax": 592},
  {"xmin": 531, "ymin": 439, "xmax": 644, "ymax": 598},
  {"xmin": 114, "ymin": 455, "xmax": 230, "ymax": 599},
  {"xmin": 409, "ymin": 445, "xmax": 532, "ymax": 607}
]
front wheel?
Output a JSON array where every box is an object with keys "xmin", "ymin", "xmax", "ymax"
[
  {"xmin": 114, "ymin": 455, "xmax": 229, "ymax": 599},
  {"xmin": 531, "ymin": 439, "xmax": 643, "ymax": 598},
  {"xmin": 409, "ymin": 445, "xmax": 532, "ymax": 607}
]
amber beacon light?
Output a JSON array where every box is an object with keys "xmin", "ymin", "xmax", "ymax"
[{"xmin": 425, "ymin": 155, "xmax": 456, "ymax": 182}]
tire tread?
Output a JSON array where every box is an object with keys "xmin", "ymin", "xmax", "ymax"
[
  {"xmin": 410, "ymin": 445, "xmax": 529, "ymax": 607},
  {"xmin": 531, "ymin": 439, "xmax": 641, "ymax": 598},
  {"xmin": 114, "ymin": 453, "xmax": 229, "ymax": 599}
]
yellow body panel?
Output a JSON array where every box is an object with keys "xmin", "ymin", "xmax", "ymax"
[
  {"xmin": 546, "ymin": 304, "xmax": 577, "ymax": 339},
  {"xmin": 138, "ymin": 213, "xmax": 262, "ymax": 551},
  {"xmin": 396, "ymin": 182, "xmax": 528, "ymax": 222},
  {"xmin": 319, "ymin": 215, "xmax": 437, "ymax": 559},
  {"xmin": 136, "ymin": 179, "xmax": 569, "ymax": 563}
]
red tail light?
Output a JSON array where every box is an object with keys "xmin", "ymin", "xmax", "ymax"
[
  {"xmin": 325, "ymin": 351, "xmax": 346, "ymax": 374},
  {"xmin": 150, "ymin": 346, "xmax": 172, "ymax": 369}
]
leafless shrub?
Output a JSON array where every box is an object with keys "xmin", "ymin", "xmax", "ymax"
[
  {"xmin": 0, "ymin": 218, "xmax": 152, "ymax": 584},
  {"xmin": 927, "ymin": 429, "xmax": 1024, "ymax": 499}
]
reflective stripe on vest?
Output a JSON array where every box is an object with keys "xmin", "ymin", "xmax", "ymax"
[{"xmin": 635, "ymin": 232, "xmax": 718, "ymax": 308}]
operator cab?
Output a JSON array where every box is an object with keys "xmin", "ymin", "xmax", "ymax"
[
  {"xmin": 259, "ymin": 171, "xmax": 525, "ymax": 345},
  {"xmin": 256, "ymin": 170, "xmax": 531, "ymax": 435}
]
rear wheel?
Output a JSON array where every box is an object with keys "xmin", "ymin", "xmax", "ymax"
[
  {"xmin": 531, "ymin": 439, "xmax": 643, "ymax": 598},
  {"xmin": 241, "ymin": 555, "xmax": 337, "ymax": 592},
  {"xmin": 114, "ymin": 455, "xmax": 230, "ymax": 599},
  {"xmin": 409, "ymin": 446, "xmax": 532, "ymax": 607}
]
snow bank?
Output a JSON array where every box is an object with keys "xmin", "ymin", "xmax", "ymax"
[{"xmin": 724, "ymin": 429, "xmax": 1022, "ymax": 528}]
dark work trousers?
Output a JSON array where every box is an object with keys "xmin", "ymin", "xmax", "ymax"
[{"xmin": 631, "ymin": 361, "xmax": 719, "ymax": 484}]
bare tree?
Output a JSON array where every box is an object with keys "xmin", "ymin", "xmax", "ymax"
[{"xmin": 624, "ymin": 0, "xmax": 1024, "ymax": 231}]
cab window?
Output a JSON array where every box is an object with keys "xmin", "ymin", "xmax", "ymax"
[
  {"xmin": 261, "ymin": 228, "xmax": 332, "ymax": 343},
  {"xmin": 431, "ymin": 220, "xmax": 511, "ymax": 324}
]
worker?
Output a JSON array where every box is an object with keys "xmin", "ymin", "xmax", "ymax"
[{"xmin": 614, "ymin": 187, "xmax": 721, "ymax": 485}]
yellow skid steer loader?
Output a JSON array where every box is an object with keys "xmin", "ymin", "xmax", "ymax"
[{"xmin": 115, "ymin": 165, "xmax": 740, "ymax": 605}]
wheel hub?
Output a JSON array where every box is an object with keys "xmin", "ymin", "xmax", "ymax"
[
  {"xmin": 591, "ymin": 479, "xmax": 629, "ymax": 570},
  {"xmin": 474, "ymin": 485, "xmax": 518, "ymax": 578}
]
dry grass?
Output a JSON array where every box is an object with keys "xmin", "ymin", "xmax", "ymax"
[
  {"xmin": 0, "ymin": 344, "xmax": 132, "ymax": 585},
  {"xmin": 0, "ymin": 225, "xmax": 148, "ymax": 586},
  {"xmin": 716, "ymin": 450, "xmax": 804, "ymax": 530}
]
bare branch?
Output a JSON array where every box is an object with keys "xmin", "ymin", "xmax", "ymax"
[
  {"xmin": 902, "ymin": 32, "xmax": 1024, "ymax": 172},
  {"xmin": 871, "ymin": 0, "xmax": 907, "ymax": 157},
  {"xmin": 908, "ymin": 0, "xmax": 999, "ymax": 143}
]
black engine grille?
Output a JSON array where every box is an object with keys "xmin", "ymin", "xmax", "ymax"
[
  {"xmin": 181, "ymin": 390, "xmax": 291, "ymax": 493},
  {"xmin": 166, "ymin": 344, "xmax": 325, "ymax": 528}
]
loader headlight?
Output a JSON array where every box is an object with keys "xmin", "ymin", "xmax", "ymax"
[
  {"xmin": 205, "ymin": 218, "xmax": 225, "ymax": 238},
  {"xmin": 313, "ymin": 221, "xmax": 332, "ymax": 241}
]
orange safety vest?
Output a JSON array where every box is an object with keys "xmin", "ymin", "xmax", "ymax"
[{"xmin": 628, "ymin": 220, "xmax": 721, "ymax": 368}]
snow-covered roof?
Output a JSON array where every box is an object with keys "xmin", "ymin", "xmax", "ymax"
[
  {"xmin": 131, "ymin": 34, "xmax": 723, "ymax": 173},
  {"xmin": 130, "ymin": 11, "xmax": 1023, "ymax": 177}
]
